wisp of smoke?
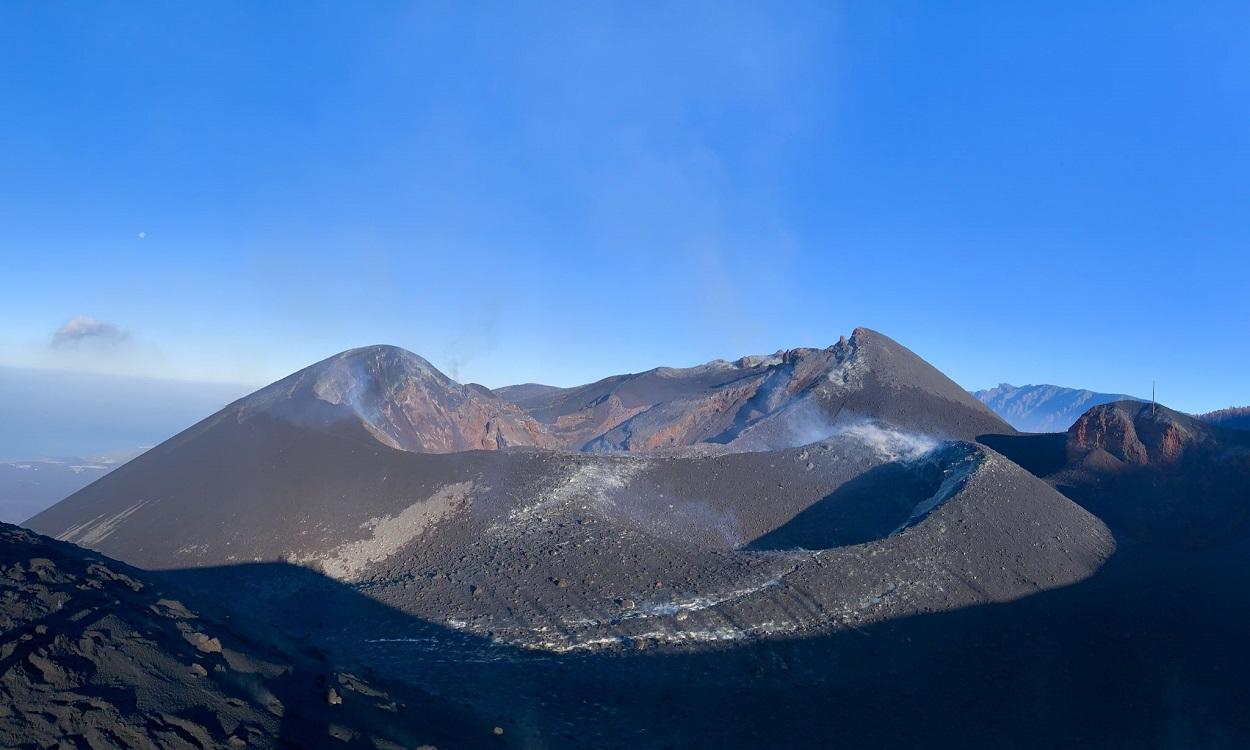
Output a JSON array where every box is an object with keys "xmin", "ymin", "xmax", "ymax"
[
  {"xmin": 780, "ymin": 398, "xmax": 938, "ymax": 461},
  {"xmin": 831, "ymin": 421, "xmax": 938, "ymax": 462},
  {"xmin": 442, "ymin": 305, "xmax": 499, "ymax": 383}
]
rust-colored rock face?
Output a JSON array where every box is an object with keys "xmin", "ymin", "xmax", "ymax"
[
  {"xmin": 235, "ymin": 345, "xmax": 560, "ymax": 454},
  {"xmin": 507, "ymin": 328, "xmax": 1011, "ymax": 451},
  {"xmin": 1069, "ymin": 406, "xmax": 1150, "ymax": 464},
  {"xmin": 1068, "ymin": 401, "xmax": 1205, "ymax": 467},
  {"xmin": 517, "ymin": 341, "xmax": 865, "ymax": 453},
  {"xmin": 233, "ymin": 328, "xmax": 1013, "ymax": 456}
]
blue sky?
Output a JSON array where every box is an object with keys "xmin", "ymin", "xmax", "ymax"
[{"xmin": 1, "ymin": 1, "xmax": 1247, "ymax": 412}]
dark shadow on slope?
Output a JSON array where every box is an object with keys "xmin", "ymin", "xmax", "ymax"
[
  {"xmin": 157, "ymin": 532, "xmax": 1250, "ymax": 750},
  {"xmin": 160, "ymin": 561, "xmax": 495, "ymax": 657},
  {"xmin": 977, "ymin": 431, "xmax": 1068, "ymax": 476},
  {"xmin": 558, "ymin": 537, "xmax": 1250, "ymax": 749},
  {"xmin": 0, "ymin": 526, "xmax": 498, "ymax": 750},
  {"xmin": 153, "ymin": 562, "xmax": 515, "ymax": 748},
  {"xmin": 745, "ymin": 460, "xmax": 943, "ymax": 550},
  {"xmin": 981, "ymin": 429, "xmax": 1250, "ymax": 549},
  {"xmin": 1056, "ymin": 459, "xmax": 1250, "ymax": 550}
]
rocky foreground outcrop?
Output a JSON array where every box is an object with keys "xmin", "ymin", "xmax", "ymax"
[{"xmin": 0, "ymin": 523, "xmax": 486, "ymax": 749}]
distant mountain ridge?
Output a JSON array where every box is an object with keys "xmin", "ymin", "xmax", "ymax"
[
  {"xmin": 1197, "ymin": 405, "xmax": 1250, "ymax": 431},
  {"xmin": 972, "ymin": 383, "xmax": 1142, "ymax": 433}
]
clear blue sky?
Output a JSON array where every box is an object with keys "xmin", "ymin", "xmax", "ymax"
[{"xmin": 1, "ymin": 2, "xmax": 1247, "ymax": 412}]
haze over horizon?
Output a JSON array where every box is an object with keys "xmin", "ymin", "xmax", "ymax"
[{"xmin": 3, "ymin": 2, "xmax": 1248, "ymax": 413}]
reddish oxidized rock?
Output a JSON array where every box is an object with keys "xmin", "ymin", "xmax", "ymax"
[{"xmin": 1068, "ymin": 401, "xmax": 1206, "ymax": 467}]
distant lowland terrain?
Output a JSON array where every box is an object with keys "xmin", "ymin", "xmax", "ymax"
[
  {"xmin": 0, "ymin": 452, "xmax": 141, "ymax": 524},
  {"xmin": 0, "ymin": 367, "xmax": 248, "ymax": 522}
]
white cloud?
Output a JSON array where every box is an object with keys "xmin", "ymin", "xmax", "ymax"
[{"xmin": 51, "ymin": 316, "xmax": 129, "ymax": 348}]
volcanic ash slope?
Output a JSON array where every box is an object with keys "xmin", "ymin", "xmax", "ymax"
[
  {"xmin": 30, "ymin": 421, "xmax": 1112, "ymax": 653},
  {"xmin": 345, "ymin": 440, "xmax": 1114, "ymax": 652},
  {"xmin": 23, "ymin": 329, "xmax": 1111, "ymax": 654}
]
